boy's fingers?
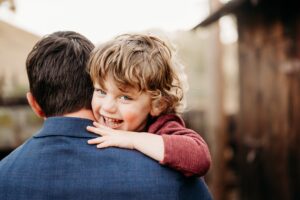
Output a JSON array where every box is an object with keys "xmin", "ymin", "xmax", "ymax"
[
  {"xmin": 87, "ymin": 137, "xmax": 105, "ymax": 144},
  {"xmin": 97, "ymin": 141, "xmax": 111, "ymax": 148},
  {"xmin": 93, "ymin": 121, "xmax": 102, "ymax": 128},
  {"xmin": 93, "ymin": 122, "xmax": 113, "ymax": 131},
  {"xmin": 86, "ymin": 126, "xmax": 107, "ymax": 136}
]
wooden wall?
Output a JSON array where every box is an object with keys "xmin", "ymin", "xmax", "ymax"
[{"xmin": 236, "ymin": 8, "xmax": 300, "ymax": 200}]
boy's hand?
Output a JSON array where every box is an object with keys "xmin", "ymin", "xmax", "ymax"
[{"xmin": 87, "ymin": 122, "xmax": 137, "ymax": 149}]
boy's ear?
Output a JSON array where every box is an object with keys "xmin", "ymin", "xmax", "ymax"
[
  {"xmin": 26, "ymin": 92, "xmax": 45, "ymax": 118},
  {"xmin": 150, "ymin": 98, "xmax": 166, "ymax": 117}
]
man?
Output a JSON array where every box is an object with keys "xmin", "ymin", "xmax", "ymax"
[{"xmin": 0, "ymin": 31, "xmax": 212, "ymax": 200}]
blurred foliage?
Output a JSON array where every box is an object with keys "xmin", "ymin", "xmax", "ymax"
[
  {"xmin": 6, "ymin": 84, "xmax": 27, "ymax": 98},
  {"xmin": 0, "ymin": 111, "xmax": 13, "ymax": 127},
  {"xmin": 26, "ymin": 110, "xmax": 43, "ymax": 125},
  {"xmin": 171, "ymin": 29, "xmax": 210, "ymax": 110},
  {"xmin": 0, "ymin": 107, "xmax": 42, "ymax": 148},
  {"xmin": 1, "ymin": 73, "xmax": 28, "ymax": 98}
]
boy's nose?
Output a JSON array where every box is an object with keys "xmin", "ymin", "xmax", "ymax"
[{"xmin": 102, "ymin": 99, "xmax": 117, "ymax": 113}]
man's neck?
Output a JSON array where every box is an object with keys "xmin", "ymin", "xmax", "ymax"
[{"xmin": 63, "ymin": 109, "xmax": 96, "ymax": 121}]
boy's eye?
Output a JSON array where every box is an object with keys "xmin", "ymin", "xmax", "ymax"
[
  {"xmin": 119, "ymin": 95, "xmax": 132, "ymax": 101},
  {"xmin": 95, "ymin": 88, "xmax": 106, "ymax": 96}
]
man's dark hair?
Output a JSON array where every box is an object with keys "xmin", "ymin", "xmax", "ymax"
[{"xmin": 26, "ymin": 31, "xmax": 95, "ymax": 117}]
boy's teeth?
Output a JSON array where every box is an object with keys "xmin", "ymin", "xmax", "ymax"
[
  {"xmin": 103, "ymin": 117, "xmax": 122, "ymax": 128},
  {"xmin": 106, "ymin": 121, "xmax": 118, "ymax": 127},
  {"xmin": 106, "ymin": 118, "xmax": 119, "ymax": 122}
]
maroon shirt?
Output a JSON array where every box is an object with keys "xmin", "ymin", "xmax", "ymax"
[{"xmin": 148, "ymin": 114, "xmax": 211, "ymax": 177}]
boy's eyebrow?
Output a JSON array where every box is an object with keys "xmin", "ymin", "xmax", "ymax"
[
  {"xmin": 118, "ymin": 85, "xmax": 136, "ymax": 93},
  {"xmin": 94, "ymin": 83, "xmax": 106, "ymax": 90},
  {"xmin": 119, "ymin": 87, "xmax": 141, "ymax": 97}
]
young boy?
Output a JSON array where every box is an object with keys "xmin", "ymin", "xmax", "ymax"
[{"xmin": 87, "ymin": 33, "xmax": 211, "ymax": 177}]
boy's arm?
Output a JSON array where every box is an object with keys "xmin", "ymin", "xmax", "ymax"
[
  {"xmin": 87, "ymin": 122, "xmax": 165, "ymax": 162},
  {"xmin": 131, "ymin": 132, "xmax": 165, "ymax": 162},
  {"xmin": 160, "ymin": 130, "xmax": 211, "ymax": 177},
  {"xmin": 149, "ymin": 114, "xmax": 211, "ymax": 177},
  {"xmin": 87, "ymin": 114, "xmax": 212, "ymax": 177}
]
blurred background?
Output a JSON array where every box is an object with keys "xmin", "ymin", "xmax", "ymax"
[{"xmin": 0, "ymin": 0, "xmax": 299, "ymax": 199}]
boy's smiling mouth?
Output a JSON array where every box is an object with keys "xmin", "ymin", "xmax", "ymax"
[{"xmin": 101, "ymin": 116, "xmax": 123, "ymax": 129}]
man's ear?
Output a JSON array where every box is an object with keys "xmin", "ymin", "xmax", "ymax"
[
  {"xmin": 26, "ymin": 92, "xmax": 45, "ymax": 118},
  {"xmin": 150, "ymin": 98, "xmax": 166, "ymax": 117}
]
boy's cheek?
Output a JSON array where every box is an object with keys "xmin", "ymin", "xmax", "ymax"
[
  {"xmin": 91, "ymin": 94, "xmax": 101, "ymax": 109},
  {"xmin": 91, "ymin": 98, "xmax": 101, "ymax": 120},
  {"xmin": 91, "ymin": 107, "xmax": 100, "ymax": 121},
  {"xmin": 123, "ymin": 111, "xmax": 148, "ymax": 129},
  {"xmin": 123, "ymin": 112, "xmax": 137, "ymax": 123}
]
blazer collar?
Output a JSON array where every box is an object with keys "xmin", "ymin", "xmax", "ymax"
[{"xmin": 34, "ymin": 117, "xmax": 96, "ymax": 138}]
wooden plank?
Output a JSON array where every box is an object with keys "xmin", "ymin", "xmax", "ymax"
[{"xmin": 237, "ymin": 14, "xmax": 300, "ymax": 200}]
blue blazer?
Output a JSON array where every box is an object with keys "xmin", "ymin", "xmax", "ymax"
[{"xmin": 0, "ymin": 117, "xmax": 212, "ymax": 200}]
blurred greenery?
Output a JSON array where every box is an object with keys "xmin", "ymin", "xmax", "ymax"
[
  {"xmin": 0, "ymin": 112, "xmax": 13, "ymax": 127},
  {"xmin": 0, "ymin": 107, "xmax": 42, "ymax": 148}
]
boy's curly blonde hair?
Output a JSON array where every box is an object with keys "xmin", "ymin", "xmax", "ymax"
[{"xmin": 88, "ymin": 33, "xmax": 187, "ymax": 114}]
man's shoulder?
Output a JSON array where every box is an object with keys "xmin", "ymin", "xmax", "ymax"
[{"xmin": 0, "ymin": 119, "xmax": 212, "ymax": 200}]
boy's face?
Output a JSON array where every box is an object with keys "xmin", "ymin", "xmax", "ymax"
[{"xmin": 91, "ymin": 76, "xmax": 152, "ymax": 132}]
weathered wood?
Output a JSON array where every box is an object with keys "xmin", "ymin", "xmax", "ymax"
[
  {"xmin": 236, "ymin": 13, "xmax": 300, "ymax": 200},
  {"xmin": 203, "ymin": 1, "xmax": 230, "ymax": 200},
  {"xmin": 195, "ymin": 0, "xmax": 300, "ymax": 199}
]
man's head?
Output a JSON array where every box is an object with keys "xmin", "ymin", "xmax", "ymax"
[{"xmin": 26, "ymin": 31, "xmax": 94, "ymax": 117}]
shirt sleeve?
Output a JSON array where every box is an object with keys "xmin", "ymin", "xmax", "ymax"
[{"xmin": 148, "ymin": 114, "xmax": 211, "ymax": 177}]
